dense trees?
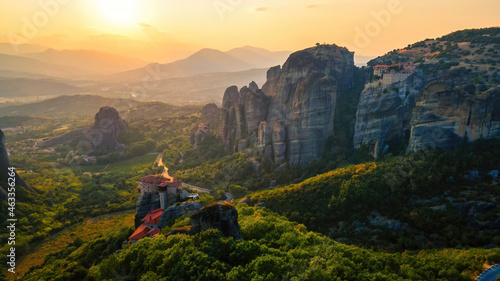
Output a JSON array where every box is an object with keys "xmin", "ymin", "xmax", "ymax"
[
  {"xmin": 438, "ymin": 27, "xmax": 500, "ymax": 44},
  {"xmin": 247, "ymin": 139, "xmax": 500, "ymax": 249},
  {"xmin": 21, "ymin": 205, "xmax": 500, "ymax": 280},
  {"xmin": 0, "ymin": 159, "xmax": 161, "ymax": 275},
  {"xmin": 174, "ymin": 153, "xmax": 254, "ymax": 189}
]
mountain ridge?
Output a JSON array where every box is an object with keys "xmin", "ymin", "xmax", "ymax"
[
  {"xmin": 0, "ymin": 53, "xmax": 95, "ymax": 80},
  {"xmin": 20, "ymin": 48, "xmax": 147, "ymax": 75},
  {"xmin": 109, "ymin": 46, "xmax": 292, "ymax": 82}
]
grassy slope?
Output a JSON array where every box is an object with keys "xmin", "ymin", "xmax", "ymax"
[
  {"xmin": 12, "ymin": 212, "xmax": 134, "ymax": 279},
  {"xmin": 70, "ymin": 153, "xmax": 158, "ymax": 174}
]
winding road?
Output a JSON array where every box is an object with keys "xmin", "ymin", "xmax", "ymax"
[{"xmin": 182, "ymin": 182, "xmax": 233, "ymax": 202}]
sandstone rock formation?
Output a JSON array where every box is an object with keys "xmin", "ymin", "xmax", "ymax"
[
  {"xmin": 220, "ymin": 43, "xmax": 500, "ymax": 164},
  {"xmin": 407, "ymin": 83, "xmax": 500, "ymax": 152},
  {"xmin": 201, "ymin": 103, "xmax": 220, "ymax": 129},
  {"xmin": 134, "ymin": 192, "xmax": 160, "ymax": 227},
  {"xmin": 39, "ymin": 107, "xmax": 129, "ymax": 156},
  {"xmin": 220, "ymin": 45, "xmax": 355, "ymax": 166},
  {"xmin": 169, "ymin": 201, "xmax": 243, "ymax": 239},
  {"xmin": 354, "ymin": 67, "xmax": 500, "ymax": 157},
  {"xmin": 159, "ymin": 201, "xmax": 202, "ymax": 228},
  {"xmin": 88, "ymin": 107, "xmax": 129, "ymax": 152},
  {"xmin": 190, "ymin": 124, "xmax": 211, "ymax": 146},
  {"xmin": 220, "ymin": 84, "xmax": 268, "ymax": 154},
  {"xmin": 353, "ymin": 72, "xmax": 423, "ymax": 158},
  {"xmin": 0, "ymin": 129, "xmax": 32, "ymax": 200}
]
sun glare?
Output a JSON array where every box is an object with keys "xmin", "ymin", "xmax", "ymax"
[{"xmin": 98, "ymin": 0, "xmax": 137, "ymax": 23}]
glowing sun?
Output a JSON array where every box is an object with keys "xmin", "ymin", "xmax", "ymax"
[{"xmin": 98, "ymin": 0, "xmax": 137, "ymax": 23}]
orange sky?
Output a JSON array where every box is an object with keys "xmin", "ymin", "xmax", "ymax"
[{"xmin": 1, "ymin": 0, "xmax": 499, "ymax": 62}]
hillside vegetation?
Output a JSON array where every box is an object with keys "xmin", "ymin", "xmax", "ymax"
[
  {"xmin": 20, "ymin": 205, "xmax": 500, "ymax": 281},
  {"xmin": 16, "ymin": 212, "xmax": 134, "ymax": 278},
  {"xmin": 249, "ymin": 139, "xmax": 500, "ymax": 250}
]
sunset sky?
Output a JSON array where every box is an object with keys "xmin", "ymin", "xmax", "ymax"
[{"xmin": 1, "ymin": 0, "xmax": 499, "ymax": 62}]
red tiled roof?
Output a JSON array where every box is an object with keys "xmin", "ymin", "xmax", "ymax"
[
  {"xmin": 158, "ymin": 179, "xmax": 182, "ymax": 188},
  {"xmin": 139, "ymin": 175, "xmax": 171, "ymax": 185},
  {"xmin": 147, "ymin": 229, "xmax": 160, "ymax": 237},
  {"xmin": 141, "ymin": 208, "xmax": 164, "ymax": 225},
  {"xmin": 129, "ymin": 224, "xmax": 151, "ymax": 241}
]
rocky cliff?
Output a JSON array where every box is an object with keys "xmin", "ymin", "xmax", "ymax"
[
  {"xmin": 220, "ymin": 30, "xmax": 500, "ymax": 164},
  {"xmin": 40, "ymin": 106, "xmax": 129, "ymax": 155},
  {"xmin": 353, "ymin": 30, "xmax": 500, "ymax": 157},
  {"xmin": 220, "ymin": 45, "xmax": 355, "ymax": 166},
  {"xmin": 0, "ymin": 129, "xmax": 32, "ymax": 200},
  {"xmin": 353, "ymin": 71, "xmax": 424, "ymax": 158},
  {"xmin": 190, "ymin": 124, "xmax": 211, "ymax": 146},
  {"xmin": 190, "ymin": 103, "xmax": 220, "ymax": 146},
  {"xmin": 159, "ymin": 201, "xmax": 202, "ymax": 228},
  {"xmin": 134, "ymin": 192, "xmax": 160, "ymax": 227},
  {"xmin": 407, "ymin": 83, "xmax": 500, "ymax": 152},
  {"xmin": 89, "ymin": 106, "xmax": 130, "ymax": 152},
  {"xmin": 354, "ymin": 70, "xmax": 500, "ymax": 157},
  {"xmin": 169, "ymin": 201, "xmax": 243, "ymax": 239}
]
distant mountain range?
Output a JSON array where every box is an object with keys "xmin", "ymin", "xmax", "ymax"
[
  {"xmin": 115, "ymin": 68, "xmax": 269, "ymax": 105},
  {"xmin": 0, "ymin": 95, "xmax": 140, "ymax": 117},
  {"xmin": 0, "ymin": 43, "xmax": 375, "ymax": 105},
  {"xmin": 0, "ymin": 78, "xmax": 81, "ymax": 97},
  {"xmin": 108, "ymin": 46, "xmax": 291, "ymax": 82},
  {"xmin": 226, "ymin": 46, "xmax": 291, "ymax": 68},
  {"xmin": 20, "ymin": 49, "xmax": 147, "ymax": 75},
  {"xmin": 0, "ymin": 53, "xmax": 92, "ymax": 80},
  {"xmin": 0, "ymin": 43, "xmax": 48, "ymax": 56},
  {"xmin": 0, "ymin": 95, "xmax": 200, "ymax": 119},
  {"xmin": 0, "ymin": 44, "xmax": 290, "ymax": 82}
]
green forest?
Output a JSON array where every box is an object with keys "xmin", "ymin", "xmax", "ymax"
[{"xmin": 20, "ymin": 205, "xmax": 500, "ymax": 281}]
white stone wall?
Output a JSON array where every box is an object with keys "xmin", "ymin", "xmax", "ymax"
[{"xmin": 381, "ymin": 73, "xmax": 410, "ymax": 86}]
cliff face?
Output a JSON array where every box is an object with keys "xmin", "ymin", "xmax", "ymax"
[
  {"xmin": 170, "ymin": 202, "xmax": 243, "ymax": 239},
  {"xmin": 134, "ymin": 192, "xmax": 160, "ymax": 227},
  {"xmin": 353, "ymin": 72, "xmax": 424, "ymax": 158},
  {"xmin": 220, "ymin": 84, "xmax": 269, "ymax": 153},
  {"xmin": 352, "ymin": 28, "xmax": 500, "ymax": 156},
  {"xmin": 408, "ymin": 83, "xmax": 500, "ymax": 152},
  {"xmin": 221, "ymin": 45, "xmax": 355, "ymax": 166},
  {"xmin": 89, "ymin": 107, "xmax": 129, "ymax": 152},
  {"xmin": 0, "ymin": 129, "xmax": 31, "ymax": 200},
  {"xmin": 190, "ymin": 124, "xmax": 211, "ymax": 146},
  {"xmin": 221, "ymin": 36, "xmax": 500, "ymax": 165},
  {"xmin": 354, "ymin": 69, "xmax": 500, "ymax": 157}
]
